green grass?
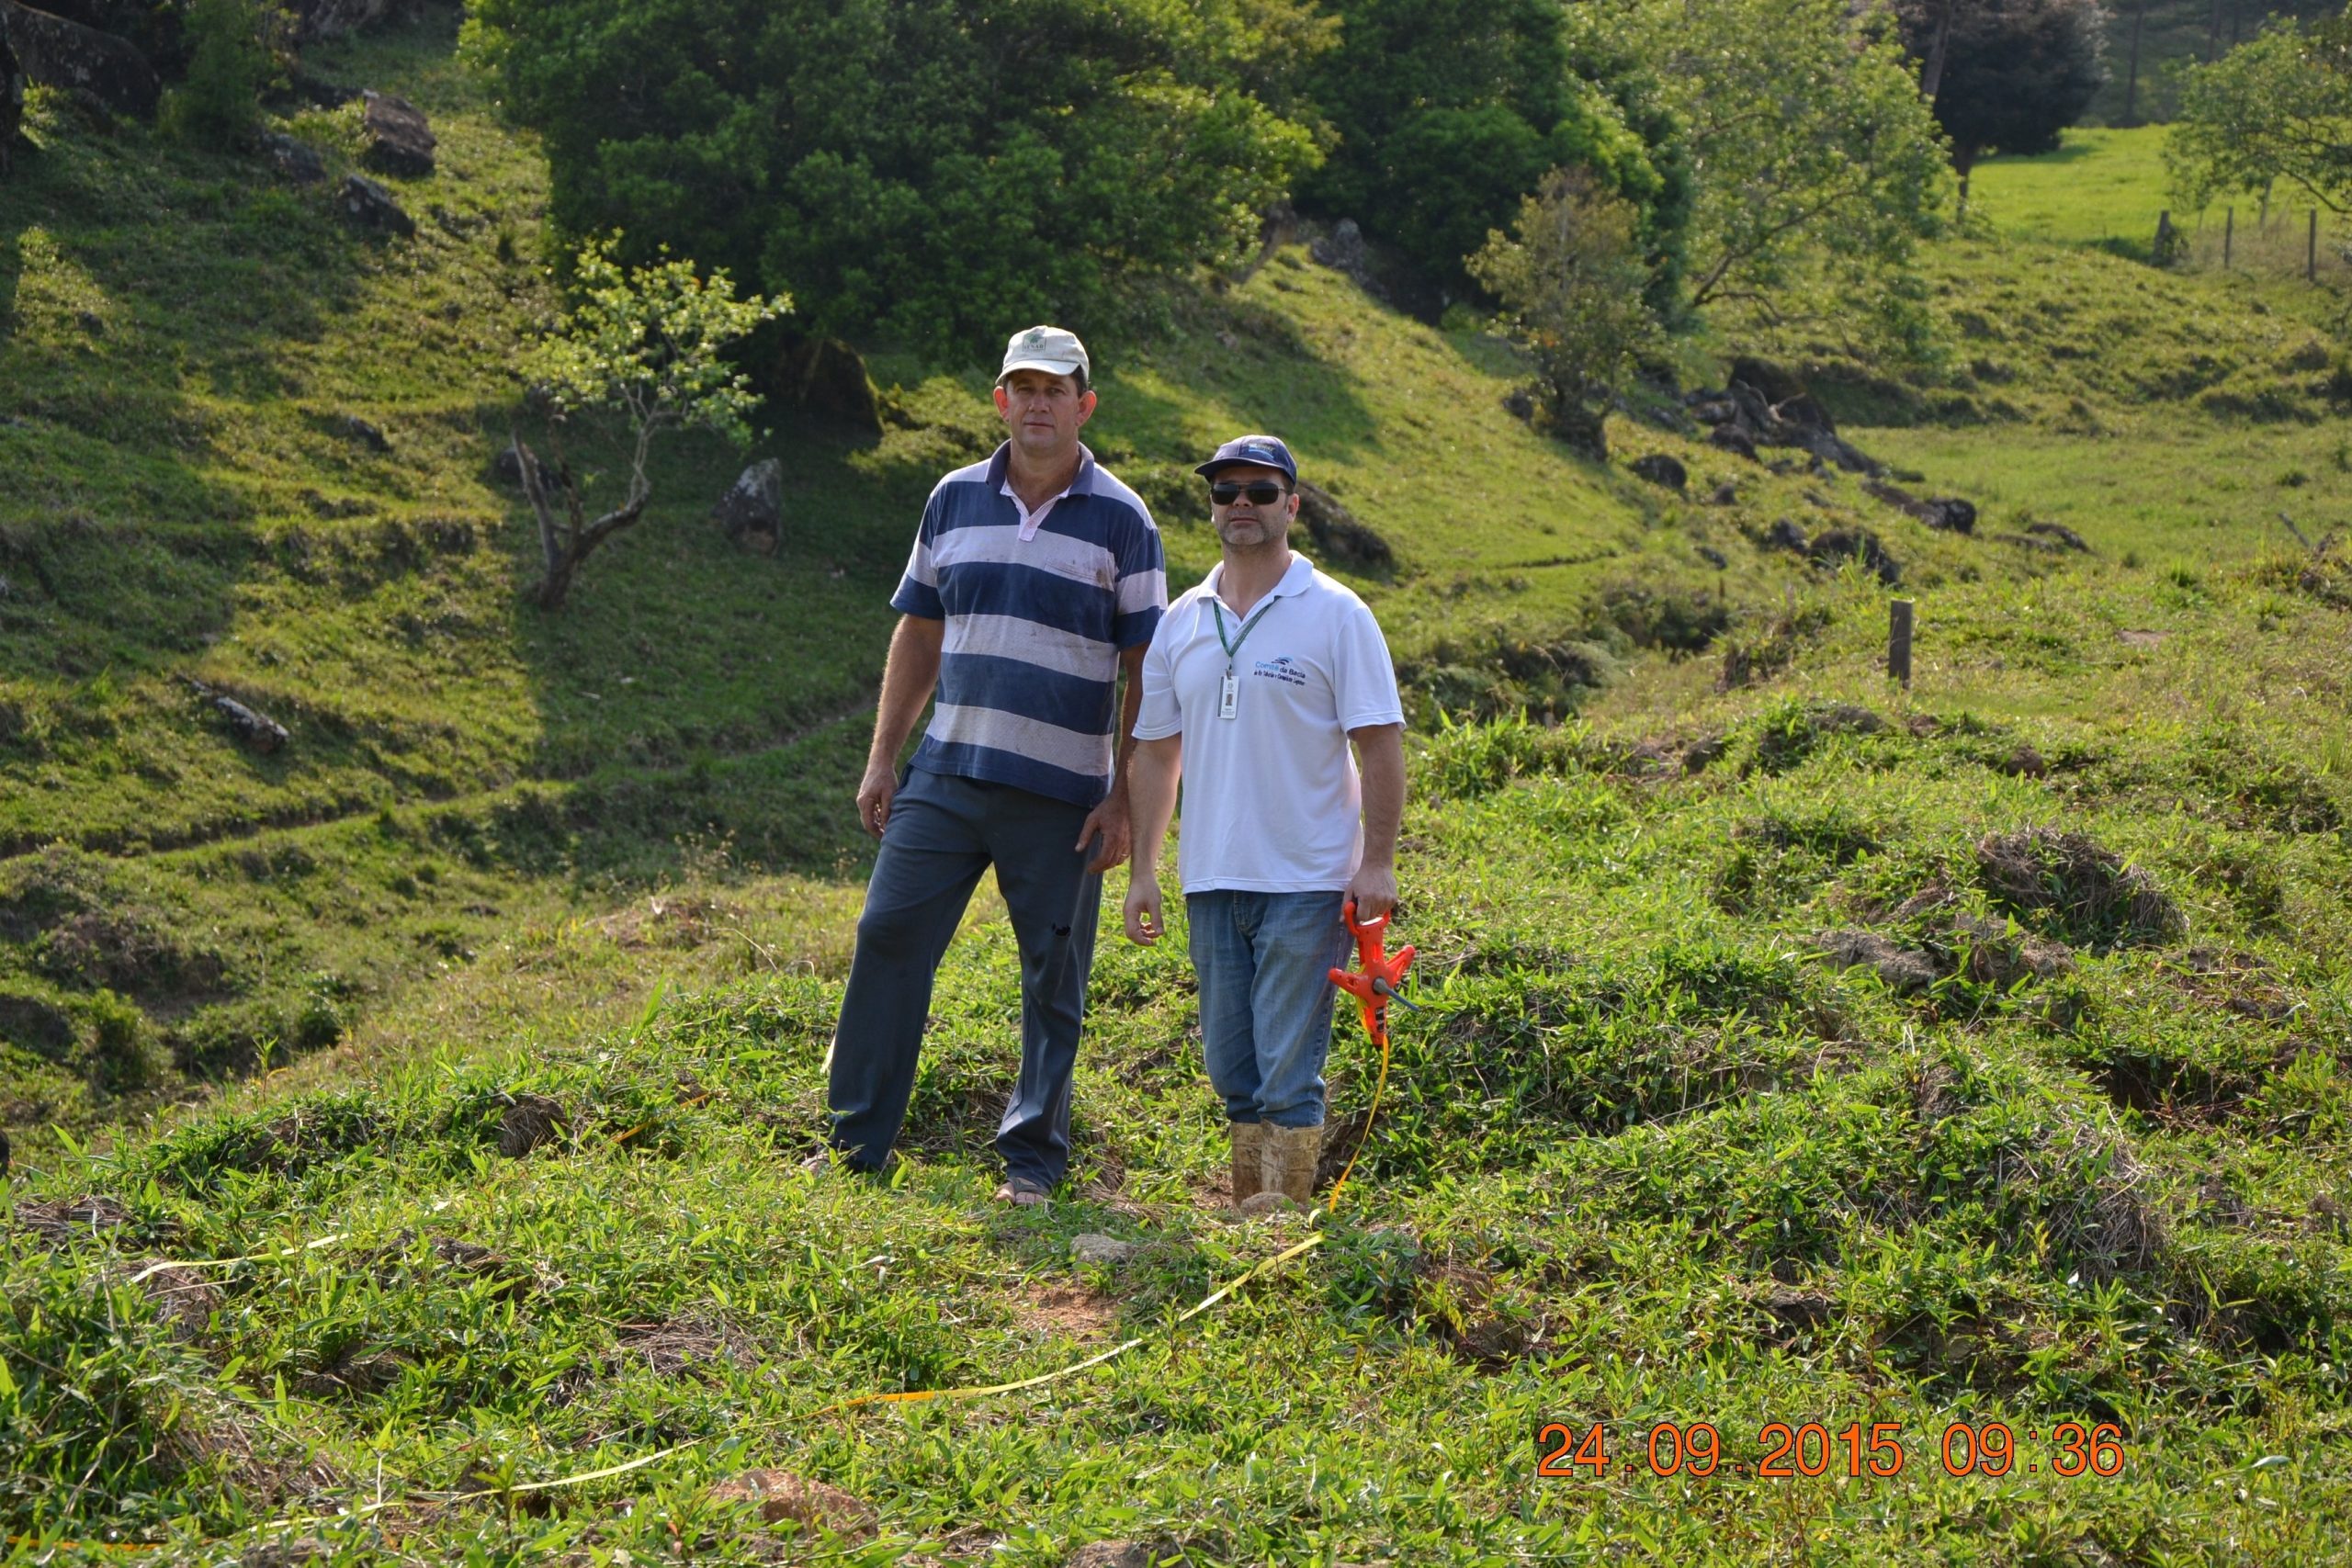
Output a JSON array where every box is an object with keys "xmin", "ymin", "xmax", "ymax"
[{"xmin": 3, "ymin": 28, "xmax": 2350, "ymax": 1565}]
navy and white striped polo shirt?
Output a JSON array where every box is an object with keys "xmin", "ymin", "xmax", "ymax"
[{"xmin": 891, "ymin": 443, "xmax": 1167, "ymax": 807}]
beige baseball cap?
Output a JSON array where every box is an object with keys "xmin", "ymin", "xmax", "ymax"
[{"xmin": 999, "ymin": 324, "xmax": 1091, "ymax": 382}]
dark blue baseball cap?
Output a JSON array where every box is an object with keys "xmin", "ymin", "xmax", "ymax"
[{"xmin": 1194, "ymin": 434, "xmax": 1298, "ymax": 485}]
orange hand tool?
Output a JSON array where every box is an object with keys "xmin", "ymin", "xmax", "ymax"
[{"xmin": 1329, "ymin": 897, "xmax": 1417, "ymax": 1047}]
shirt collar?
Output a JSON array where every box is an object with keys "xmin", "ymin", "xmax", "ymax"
[
  {"xmin": 984, "ymin": 441, "xmax": 1098, "ymax": 496},
  {"xmin": 1205, "ymin": 552, "xmax": 1314, "ymax": 606}
]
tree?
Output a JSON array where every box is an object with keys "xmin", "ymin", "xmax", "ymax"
[
  {"xmin": 2169, "ymin": 14, "xmax": 2352, "ymax": 216},
  {"xmin": 466, "ymin": 0, "xmax": 1325, "ymax": 364},
  {"xmin": 1466, "ymin": 167, "xmax": 1661, "ymax": 459},
  {"xmin": 158, "ymin": 0, "xmax": 275, "ymax": 147},
  {"xmin": 1599, "ymin": 0, "xmax": 1952, "ymax": 346},
  {"xmin": 515, "ymin": 237, "xmax": 788, "ymax": 610},
  {"xmin": 1302, "ymin": 0, "xmax": 1690, "ymax": 307},
  {"xmin": 1896, "ymin": 0, "xmax": 2108, "ymax": 204}
]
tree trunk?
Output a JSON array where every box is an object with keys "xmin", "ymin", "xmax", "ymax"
[
  {"xmin": 2123, "ymin": 5, "xmax": 2144, "ymax": 126},
  {"xmin": 1920, "ymin": 0, "xmax": 1956, "ymax": 103},
  {"xmin": 1954, "ymin": 147, "xmax": 1975, "ymax": 218},
  {"xmin": 511, "ymin": 431, "xmax": 648, "ymax": 611},
  {"xmin": 2208, "ymin": 0, "xmax": 2223, "ymax": 62}
]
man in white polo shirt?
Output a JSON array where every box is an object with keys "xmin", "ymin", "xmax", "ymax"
[{"xmin": 1122, "ymin": 434, "xmax": 1406, "ymax": 1210}]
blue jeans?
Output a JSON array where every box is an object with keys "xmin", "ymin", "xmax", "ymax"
[
  {"xmin": 1186, "ymin": 890, "xmax": 1351, "ymax": 1129},
  {"xmin": 829, "ymin": 767, "xmax": 1102, "ymax": 1185}
]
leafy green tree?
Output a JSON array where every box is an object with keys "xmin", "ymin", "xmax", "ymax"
[
  {"xmin": 1304, "ymin": 0, "xmax": 1690, "ymax": 306},
  {"xmin": 1896, "ymin": 0, "xmax": 2108, "ymax": 202},
  {"xmin": 1600, "ymin": 0, "xmax": 1953, "ymax": 345},
  {"xmin": 516, "ymin": 238, "xmax": 788, "ymax": 610},
  {"xmin": 1466, "ymin": 167, "xmax": 1661, "ymax": 458},
  {"xmin": 2169, "ymin": 14, "xmax": 2352, "ymax": 215},
  {"xmin": 466, "ymin": 0, "xmax": 1325, "ymax": 363}
]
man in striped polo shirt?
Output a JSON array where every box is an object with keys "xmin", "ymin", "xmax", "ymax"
[{"xmin": 821, "ymin": 325, "xmax": 1167, "ymax": 1207}]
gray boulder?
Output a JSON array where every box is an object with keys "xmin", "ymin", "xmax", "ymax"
[
  {"xmin": 334, "ymin": 173, "xmax": 413, "ymax": 236},
  {"xmin": 260, "ymin": 130, "xmax": 325, "ymax": 185},
  {"xmin": 713, "ymin": 458, "xmax": 783, "ymax": 553},
  {"xmin": 0, "ymin": 0, "xmax": 160, "ymax": 118},
  {"xmin": 359, "ymin": 89, "xmax": 434, "ymax": 176},
  {"xmin": 1630, "ymin": 453, "xmax": 1687, "ymax": 492},
  {"xmin": 1311, "ymin": 217, "xmax": 1367, "ymax": 277}
]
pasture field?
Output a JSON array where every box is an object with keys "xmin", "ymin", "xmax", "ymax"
[{"xmin": 2, "ymin": 19, "xmax": 2348, "ymax": 1565}]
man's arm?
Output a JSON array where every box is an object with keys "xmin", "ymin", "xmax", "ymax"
[
  {"xmin": 1346, "ymin": 722, "xmax": 1406, "ymax": 920},
  {"xmin": 1121, "ymin": 733, "xmax": 1182, "ymax": 943},
  {"xmin": 856, "ymin": 614, "xmax": 946, "ymax": 839},
  {"xmin": 1075, "ymin": 642, "xmax": 1149, "ymax": 874}
]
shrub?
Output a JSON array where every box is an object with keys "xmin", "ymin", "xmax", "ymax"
[{"xmin": 159, "ymin": 0, "xmax": 276, "ymax": 149}]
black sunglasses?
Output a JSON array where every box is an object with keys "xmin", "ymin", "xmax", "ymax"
[{"xmin": 1209, "ymin": 480, "xmax": 1289, "ymax": 506}]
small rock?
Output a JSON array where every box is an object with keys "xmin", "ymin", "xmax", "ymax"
[
  {"xmin": 1706, "ymin": 481, "xmax": 1737, "ymax": 506},
  {"xmin": 1919, "ymin": 498, "xmax": 1976, "ymax": 534},
  {"xmin": 497, "ymin": 1093, "xmax": 568, "ymax": 1157},
  {"xmin": 213, "ymin": 694, "xmax": 289, "ymax": 754},
  {"xmin": 1501, "ymin": 387, "xmax": 1535, "ymax": 423},
  {"xmin": 1629, "ymin": 453, "xmax": 1687, "ymax": 491},
  {"xmin": 1761, "ymin": 517, "xmax": 1808, "ymax": 553},
  {"xmin": 333, "ymin": 413, "xmax": 390, "ymax": 453},
  {"xmin": 334, "ymin": 173, "xmax": 413, "ymax": 236},
  {"xmin": 260, "ymin": 131, "xmax": 326, "ymax": 185},
  {"xmin": 713, "ymin": 457, "xmax": 783, "ymax": 553},
  {"xmin": 1815, "ymin": 930, "xmax": 1939, "ymax": 995},
  {"xmin": 1997, "ymin": 743, "xmax": 2047, "ymax": 779},
  {"xmin": 1809, "ymin": 526, "xmax": 1900, "ymax": 585},
  {"xmin": 360, "ymin": 90, "xmax": 435, "ymax": 175},
  {"xmin": 75, "ymin": 309, "xmax": 104, "ymax": 335},
  {"xmin": 1069, "ymin": 1233, "xmax": 1143, "ymax": 1266},
  {"xmin": 709, "ymin": 1469, "xmax": 876, "ymax": 1540},
  {"xmin": 1696, "ymin": 545, "xmax": 1727, "ymax": 570},
  {"xmin": 1707, "ymin": 424, "xmax": 1758, "ymax": 460},
  {"xmin": 2024, "ymin": 519, "xmax": 2090, "ymax": 552},
  {"xmin": 1310, "ymin": 217, "xmax": 1366, "ymax": 277},
  {"xmin": 1295, "ymin": 480, "xmax": 1391, "ymax": 570},
  {"xmin": 1237, "ymin": 1191, "xmax": 1296, "ymax": 1218},
  {"xmin": 1067, "ymin": 1543, "xmax": 1157, "ymax": 1568}
]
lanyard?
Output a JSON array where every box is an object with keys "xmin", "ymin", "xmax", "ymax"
[{"xmin": 1211, "ymin": 597, "xmax": 1278, "ymax": 674}]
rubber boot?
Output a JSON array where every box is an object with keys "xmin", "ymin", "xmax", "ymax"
[
  {"xmin": 1228, "ymin": 1121, "xmax": 1265, "ymax": 1207},
  {"xmin": 1261, "ymin": 1122, "xmax": 1323, "ymax": 1209}
]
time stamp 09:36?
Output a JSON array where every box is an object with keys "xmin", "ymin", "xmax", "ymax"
[{"xmin": 1536, "ymin": 1419, "xmax": 2128, "ymax": 1482}]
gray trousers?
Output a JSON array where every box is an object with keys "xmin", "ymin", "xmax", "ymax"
[{"xmin": 827, "ymin": 766, "xmax": 1102, "ymax": 1184}]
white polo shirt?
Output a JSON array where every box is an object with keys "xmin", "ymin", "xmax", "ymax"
[{"xmin": 1134, "ymin": 553, "xmax": 1404, "ymax": 894}]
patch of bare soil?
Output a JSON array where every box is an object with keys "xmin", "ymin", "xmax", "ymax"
[{"xmin": 1017, "ymin": 1283, "xmax": 1121, "ymax": 1340}]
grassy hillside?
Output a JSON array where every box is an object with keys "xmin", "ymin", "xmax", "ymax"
[{"xmin": 3, "ymin": 14, "xmax": 2349, "ymax": 1565}]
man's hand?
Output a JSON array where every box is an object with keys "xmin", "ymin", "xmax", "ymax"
[
  {"xmin": 855, "ymin": 761, "xmax": 898, "ymax": 840},
  {"xmin": 1076, "ymin": 793, "xmax": 1132, "ymax": 874},
  {"xmin": 1346, "ymin": 861, "xmax": 1398, "ymax": 924},
  {"xmin": 1123, "ymin": 873, "xmax": 1165, "ymax": 945}
]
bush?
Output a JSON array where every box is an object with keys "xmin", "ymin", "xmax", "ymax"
[
  {"xmin": 159, "ymin": 0, "xmax": 275, "ymax": 149},
  {"xmin": 79, "ymin": 987, "xmax": 157, "ymax": 1095}
]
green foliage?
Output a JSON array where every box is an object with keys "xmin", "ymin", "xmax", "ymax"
[
  {"xmin": 1602, "ymin": 0, "xmax": 1955, "ymax": 346},
  {"xmin": 158, "ymin": 0, "xmax": 277, "ymax": 149},
  {"xmin": 467, "ymin": 0, "xmax": 1327, "ymax": 361},
  {"xmin": 1301, "ymin": 0, "xmax": 1690, "ymax": 305},
  {"xmin": 526, "ymin": 236, "xmax": 785, "ymax": 446},
  {"xmin": 1898, "ymin": 0, "xmax": 2109, "ymax": 175},
  {"xmin": 2168, "ymin": 14, "xmax": 2352, "ymax": 214},
  {"xmin": 1467, "ymin": 166, "xmax": 1661, "ymax": 456}
]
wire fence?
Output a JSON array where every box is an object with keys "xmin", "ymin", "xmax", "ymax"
[{"xmin": 2158, "ymin": 205, "xmax": 2352, "ymax": 283}]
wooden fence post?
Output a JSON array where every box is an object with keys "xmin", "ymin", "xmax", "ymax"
[
  {"xmin": 2224, "ymin": 207, "xmax": 2233, "ymax": 268},
  {"xmin": 2311, "ymin": 209, "xmax": 2320, "ymax": 283},
  {"xmin": 1888, "ymin": 600, "xmax": 1915, "ymax": 689}
]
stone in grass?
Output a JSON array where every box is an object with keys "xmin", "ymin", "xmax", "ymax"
[
  {"xmin": 1066, "ymin": 1543, "xmax": 1159, "ymax": 1568},
  {"xmin": 713, "ymin": 457, "xmax": 783, "ymax": 554},
  {"xmin": 260, "ymin": 131, "xmax": 325, "ymax": 186},
  {"xmin": 334, "ymin": 174, "xmax": 413, "ymax": 237},
  {"xmin": 359, "ymin": 89, "xmax": 435, "ymax": 176},
  {"xmin": 1815, "ymin": 930, "xmax": 1939, "ymax": 996},
  {"xmin": 709, "ymin": 1469, "xmax": 876, "ymax": 1540},
  {"xmin": 497, "ymin": 1092, "xmax": 568, "ymax": 1157},
  {"xmin": 1069, "ymin": 1233, "xmax": 1145, "ymax": 1266},
  {"xmin": 1629, "ymin": 453, "xmax": 1687, "ymax": 492}
]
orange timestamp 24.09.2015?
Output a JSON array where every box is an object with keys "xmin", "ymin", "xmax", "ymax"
[{"xmin": 1534, "ymin": 1419, "xmax": 2127, "ymax": 1481}]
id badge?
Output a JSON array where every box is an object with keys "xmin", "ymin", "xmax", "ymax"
[{"xmin": 1218, "ymin": 671, "xmax": 1239, "ymax": 720}]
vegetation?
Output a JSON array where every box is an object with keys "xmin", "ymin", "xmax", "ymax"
[
  {"xmin": 2170, "ymin": 9, "xmax": 2352, "ymax": 214},
  {"xmin": 462, "ymin": 0, "xmax": 1328, "ymax": 360},
  {"xmin": 516, "ymin": 236, "xmax": 787, "ymax": 609},
  {"xmin": 1467, "ymin": 167, "xmax": 1659, "ymax": 456},
  {"xmin": 1899, "ymin": 0, "xmax": 2110, "ymax": 198},
  {"xmin": 4, "ymin": 6, "xmax": 2351, "ymax": 1563},
  {"xmin": 157, "ymin": 0, "xmax": 277, "ymax": 150}
]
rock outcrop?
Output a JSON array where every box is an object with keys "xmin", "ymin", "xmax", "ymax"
[
  {"xmin": 359, "ymin": 88, "xmax": 433, "ymax": 176},
  {"xmin": 334, "ymin": 173, "xmax": 413, "ymax": 236},
  {"xmin": 286, "ymin": 0, "xmax": 424, "ymax": 45},
  {"xmin": 712, "ymin": 458, "xmax": 783, "ymax": 554},
  {"xmin": 0, "ymin": 0, "xmax": 160, "ymax": 118}
]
